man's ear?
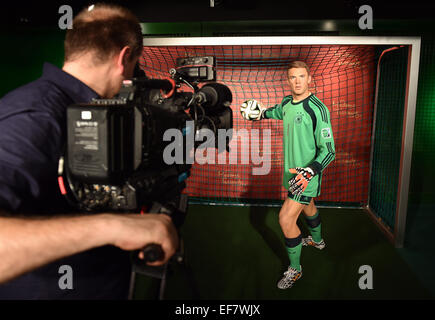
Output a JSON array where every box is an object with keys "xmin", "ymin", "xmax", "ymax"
[
  {"xmin": 308, "ymin": 74, "xmax": 312, "ymax": 84},
  {"xmin": 116, "ymin": 46, "xmax": 131, "ymax": 75}
]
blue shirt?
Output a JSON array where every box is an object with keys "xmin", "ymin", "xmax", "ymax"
[{"xmin": 0, "ymin": 63, "xmax": 131, "ymax": 299}]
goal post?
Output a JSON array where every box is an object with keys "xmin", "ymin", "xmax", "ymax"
[
  {"xmin": 367, "ymin": 41, "xmax": 421, "ymax": 248},
  {"xmin": 140, "ymin": 36, "xmax": 421, "ymax": 248}
]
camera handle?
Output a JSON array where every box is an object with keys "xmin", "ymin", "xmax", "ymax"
[
  {"xmin": 138, "ymin": 200, "xmax": 176, "ymax": 262},
  {"xmin": 128, "ymin": 195, "xmax": 188, "ymax": 300},
  {"xmin": 141, "ymin": 243, "xmax": 164, "ymax": 262}
]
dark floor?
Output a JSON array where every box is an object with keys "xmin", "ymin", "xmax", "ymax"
[
  {"xmin": 134, "ymin": 204, "xmax": 433, "ymax": 300},
  {"xmin": 396, "ymin": 203, "xmax": 435, "ymax": 298}
]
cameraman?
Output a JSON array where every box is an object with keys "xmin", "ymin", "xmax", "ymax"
[{"xmin": 0, "ymin": 4, "xmax": 178, "ymax": 298}]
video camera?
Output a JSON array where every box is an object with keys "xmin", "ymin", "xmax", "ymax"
[{"xmin": 58, "ymin": 56, "xmax": 233, "ymax": 217}]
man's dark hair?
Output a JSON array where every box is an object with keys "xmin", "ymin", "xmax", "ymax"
[{"xmin": 64, "ymin": 3, "xmax": 143, "ymax": 64}]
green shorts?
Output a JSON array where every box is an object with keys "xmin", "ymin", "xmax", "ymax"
[{"xmin": 288, "ymin": 191, "xmax": 312, "ymax": 205}]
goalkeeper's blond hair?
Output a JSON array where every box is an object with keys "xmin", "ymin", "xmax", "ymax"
[{"xmin": 288, "ymin": 61, "xmax": 311, "ymax": 76}]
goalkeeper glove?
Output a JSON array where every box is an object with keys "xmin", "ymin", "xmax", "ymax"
[
  {"xmin": 288, "ymin": 167, "xmax": 316, "ymax": 196},
  {"xmin": 240, "ymin": 99, "xmax": 266, "ymax": 121}
]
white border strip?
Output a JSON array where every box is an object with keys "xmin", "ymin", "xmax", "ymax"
[{"xmin": 143, "ymin": 36, "xmax": 421, "ymax": 47}]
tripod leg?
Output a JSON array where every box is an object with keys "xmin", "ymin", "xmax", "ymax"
[
  {"xmin": 128, "ymin": 271, "xmax": 136, "ymax": 300},
  {"xmin": 158, "ymin": 263, "xmax": 168, "ymax": 300},
  {"xmin": 182, "ymin": 259, "xmax": 201, "ymax": 299}
]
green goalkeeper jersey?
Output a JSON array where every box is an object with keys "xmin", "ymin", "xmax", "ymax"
[{"xmin": 264, "ymin": 93, "xmax": 336, "ymax": 197}]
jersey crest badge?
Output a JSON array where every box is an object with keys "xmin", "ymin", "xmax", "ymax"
[
  {"xmin": 321, "ymin": 127, "xmax": 331, "ymax": 138},
  {"xmin": 294, "ymin": 112, "xmax": 303, "ymax": 124}
]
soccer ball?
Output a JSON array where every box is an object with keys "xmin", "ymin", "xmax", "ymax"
[{"xmin": 240, "ymin": 99, "xmax": 262, "ymax": 120}]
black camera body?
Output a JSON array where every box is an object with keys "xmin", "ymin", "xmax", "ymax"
[{"xmin": 58, "ymin": 56, "xmax": 233, "ymax": 213}]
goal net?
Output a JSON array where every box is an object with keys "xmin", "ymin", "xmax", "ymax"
[{"xmin": 140, "ymin": 44, "xmax": 376, "ymax": 207}]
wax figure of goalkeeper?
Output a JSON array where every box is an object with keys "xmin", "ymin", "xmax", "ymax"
[{"xmin": 240, "ymin": 61, "xmax": 336, "ymax": 289}]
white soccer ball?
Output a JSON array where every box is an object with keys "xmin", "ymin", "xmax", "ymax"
[{"xmin": 240, "ymin": 99, "xmax": 262, "ymax": 120}]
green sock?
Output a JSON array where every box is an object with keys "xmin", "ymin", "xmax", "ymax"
[
  {"xmin": 286, "ymin": 243, "xmax": 302, "ymax": 271},
  {"xmin": 305, "ymin": 211, "xmax": 322, "ymax": 243}
]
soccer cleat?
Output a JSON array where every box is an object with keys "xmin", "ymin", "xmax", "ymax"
[
  {"xmin": 302, "ymin": 235, "xmax": 326, "ymax": 250},
  {"xmin": 277, "ymin": 266, "xmax": 302, "ymax": 289}
]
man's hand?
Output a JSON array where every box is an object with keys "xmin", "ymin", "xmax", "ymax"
[
  {"xmin": 107, "ymin": 213, "xmax": 179, "ymax": 267},
  {"xmin": 288, "ymin": 167, "xmax": 315, "ymax": 196},
  {"xmin": 0, "ymin": 212, "xmax": 179, "ymax": 284},
  {"xmin": 240, "ymin": 99, "xmax": 266, "ymax": 121}
]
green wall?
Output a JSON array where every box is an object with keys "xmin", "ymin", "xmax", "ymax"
[
  {"xmin": 409, "ymin": 35, "xmax": 435, "ymax": 206},
  {"xmin": 0, "ymin": 28, "xmax": 65, "ymax": 97}
]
